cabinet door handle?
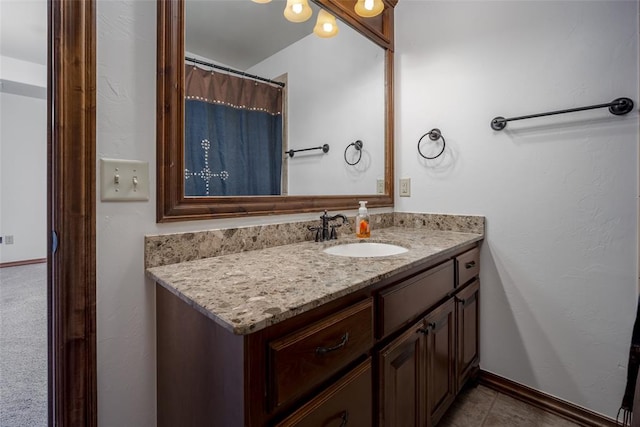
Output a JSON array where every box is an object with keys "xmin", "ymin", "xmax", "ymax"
[
  {"xmin": 465, "ymin": 261, "xmax": 476, "ymax": 269},
  {"xmin": 456, "ymin": 296, "xmax": 466, "ymax": 305},
  {"xmin": 339, "ymin": 410, "xmax": 349, "ymax": 427},
  {"xmin": 316, "ymin": 333, "xmax": 349, "ymax": 355},
  {"xmin": 417, "ymin": 327, "xmax": 429, "ymax": 335},
  {"xmin": 428, "ymin": 322, "xmax": 437, "ymax": 330}
]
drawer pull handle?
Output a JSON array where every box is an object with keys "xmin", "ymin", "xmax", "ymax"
[
  {"xmin": 457, "ymin": 293, "xmax": 477, "ymax": 306},
  {"xmin": 418, "ymin": 322, "xmax": 437, "ymax": 334},
  {"xmin": 339, "ymin": 411, "xmax": 349, "ymax": 427},
  {"xmin": 316, "ymin": 332, "xmax": 349, "ymax": 355},
  {"xmin": 465, "ymin": 261, "xmax": 476, "ymax": 269}
]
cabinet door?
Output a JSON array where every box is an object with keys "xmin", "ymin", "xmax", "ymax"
[
  {"xmin": 275, "ymin": 358, "xmax": 372, "ymax": 427},
  {"xmin": 379, "ymin": 321, "xmax": 426, "ymax": 427},
  {"xmin": 456, "ymin": 279, "xmax": 480, "ymax": 391},
  {"xmin": 424, "ymin": 298, "xmax": 456, "ymax": 427}
]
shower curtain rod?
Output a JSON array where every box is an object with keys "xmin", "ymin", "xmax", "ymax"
[
  {"xmin": 185, "ymin": 57, "xmax": 286, "ymax": 88},
  {"xmin": 490, "ymin": 97, "xmax": 634, "ymax": 131}
]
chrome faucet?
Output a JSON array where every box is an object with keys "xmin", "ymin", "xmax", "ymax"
[{"xmin": 308, "ymin": 210, "xmax": 349, "ymax": 242}]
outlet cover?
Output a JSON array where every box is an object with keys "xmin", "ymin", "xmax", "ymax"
[
  {"xmin": 376, "ymin": 179, "xmax": 385, "ymax": 195},
  {"xmin": 5, "ymin": 235, "xmax": 14, "ymax": 244},
  {"xmin": 100, "ymin": 158, "xmax": 150, "ymax": 201},
  {"xmin": 399, "ymin": 178, "xmax": 411, "ymax": 197}
]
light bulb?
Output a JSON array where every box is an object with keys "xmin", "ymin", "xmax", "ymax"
[
  {"xmin": 313, "ymin": 9, "xmax": 339, "ymax": 38},
  {"xmin": 251, "ymin": 0, "xmax": 272, "ymax": 3},
  {"xmin": 354, "ymin": 0, "xmax": 384, "ymax": 17},
  {"xmin": 284, "ymin": 0, "xmax": 312, "ymax": 22}
]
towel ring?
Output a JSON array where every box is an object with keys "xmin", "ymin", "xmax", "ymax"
[
  {"xmin": 418, "ymin": 128, "xmax": 445, "ymax": 160},
  {"xmin": 344, "ymin": 140, "xmax": 364, "ymax": 165}
]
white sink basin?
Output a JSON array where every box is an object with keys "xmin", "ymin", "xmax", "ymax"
[{"xmin": 323, "ymin": 242, "xmax": 408, "ymax": 258}]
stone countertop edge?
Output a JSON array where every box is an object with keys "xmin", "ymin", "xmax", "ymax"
[{"xmin": 146, "ymin": 227, "xmax": 484, "ymax": 336}]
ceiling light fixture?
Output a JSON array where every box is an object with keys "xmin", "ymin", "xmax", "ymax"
[
  {"xmin": 354, "ymin": 0, "xmax": 384, "ymax": 18},
  {"xmin": 313, "ymin": 9, "xmax": 339, "ymax": 38},
  {"xmin": 253, "ymin": 0, "xmax": 365, "ymax": 39},
  {"xmin": 283, "ymin": 0, "xmax": 313, "ymax": 23}
]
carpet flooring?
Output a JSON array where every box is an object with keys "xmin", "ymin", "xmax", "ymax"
[{"xmin": 0, "ymin": 263, "xmax": 47, "ymax": 427}]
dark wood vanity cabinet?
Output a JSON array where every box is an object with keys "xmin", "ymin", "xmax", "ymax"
[
  {"xmin": 268, "ymin": 299, "xmax": 374, "ymax": 410},
  {"xmin": 157, "ymin": 290, "xmax": 373, "ymax": 427},
  {"xmin": 156, "ymin": 244, "xmax": 481, "ymax": 427},
  {"xmin": 378, "ymin": 299, "xmax": 456, "ymax": 427},
  {"xmin": 378, "ymin": 247, "xmax": 480, "ymax": 427},
  {"xmin": 425, "ymin": 298, "xmax": 456, "ymax": 426},
  {"xmin": 275, "ymin": 358, "xmax": 373, "ymax": 427},
  {"xmin": 379, "ymin": 321, "xmax": 424, "ymax": 427},
  {"xmin": 455, "ymin": 279, "xmax": 480, "ymax": 391}
]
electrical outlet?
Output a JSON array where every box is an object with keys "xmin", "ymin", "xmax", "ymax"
[
  {"xmin": 376, "ymin": 179, "xmax": 385, "ymax": 195},
  {"xmin": 399, "ymin": 178, "xmax": 411, "ymax": 197},
  {"xmin": 5, "ymin": 235, "xmax": 14, "ymax": 245}
]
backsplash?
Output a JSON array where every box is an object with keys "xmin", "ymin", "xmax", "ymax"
[
  {"xmin": 393, "ymin": 213, "xmax": 485, "ymax": 234},
  {"xmin": 144, "ymin": 212, "xmax": 483, "ymax": 268}
]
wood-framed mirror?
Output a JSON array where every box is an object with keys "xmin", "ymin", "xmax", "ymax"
[{"xmin": 157, "ymin": 0, "xmax": 397, "ymax": 222}]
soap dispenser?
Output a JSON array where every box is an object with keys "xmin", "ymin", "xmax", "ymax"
[{"xmin": 356, "ymin": 201, "xmax": 370, "ymax": 238}]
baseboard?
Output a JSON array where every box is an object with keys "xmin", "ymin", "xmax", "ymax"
[
  {"xmin": 479, "ymin": 370, "xmax": 618, "ymax": 427},
  {"xmin": 0, "ymin": 258, "xmax": 47, "ymax": 268}
]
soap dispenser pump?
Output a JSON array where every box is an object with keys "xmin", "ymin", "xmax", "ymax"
[{"xmin": 356, "ymin": 201, "xmax": 370, "ymax": 238}]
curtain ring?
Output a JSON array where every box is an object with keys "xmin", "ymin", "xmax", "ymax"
[
  {"xmin": 418, "ymin": 128, "xmax": 445, "ymax": 159},
  {"xmin": 344, "ymin": 140, "xmax": 363, "ymax": 165}
]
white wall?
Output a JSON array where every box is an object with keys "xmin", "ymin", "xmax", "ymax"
[
  {"xmin": 250, "ymin": 25, "xmax": 386, "ymax": 196},
  {"xmin": 0, "ymin": 86, "xmax": 47, "ymax": 264},
  {"xmin": 97, "ymin": 0, "xmax": 638, "ymax": 424},
  {"xmin": 96, "ymin": 2, "xmax": 369, "ymax": 424},
  {"xmin": 0, "ymin": 56, "xmax": 47, "ymax": 88},
  {"xmin": 395, "ymin": 0, "xmax": 639, "ymax": 418}
]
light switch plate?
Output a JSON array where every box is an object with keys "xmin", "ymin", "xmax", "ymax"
[
  {"xmin": 376, "ymin": 179, "xmax": 385, "ymax": 195},
  {"xmin": 100, "ymin": 158, "xmax": 150, "ymax": 201},
  {"xmin": 399, "ymin": 178, "xmax": 411, "ymax": 197}
]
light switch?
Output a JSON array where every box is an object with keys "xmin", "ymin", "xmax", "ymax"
[{"xmin": 100, "ymin": 158, "xmax": 150, "ymax": 201}]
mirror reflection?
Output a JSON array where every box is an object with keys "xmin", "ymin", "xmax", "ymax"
[{"xmin": 184, "ymin": 0, "xmax": 386, "ymax": 197}]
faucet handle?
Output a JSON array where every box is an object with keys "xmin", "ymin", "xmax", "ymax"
[{"xmin": 307, "ymin": 225, "xmax": 321, "ymax": 242}]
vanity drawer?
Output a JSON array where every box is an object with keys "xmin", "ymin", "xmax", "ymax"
[
  {"xmin": 268, "ymin": 298, "xmax": 373, "ymax": 409},
  {"xmin": 456, "ymin": 247, "xmax": 479, "ymax": 287},
  {"xmin": 275, "ymin": 358, "xmax": 372, "ymax": 427},
  {"xmin": 378, "ymin": 260, "xmax": 454, "ymax": 338}
]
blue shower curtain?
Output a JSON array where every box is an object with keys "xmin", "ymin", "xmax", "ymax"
[{"xmin": 184, "ymin": 65, "xmax": 283, "ymax": 196}]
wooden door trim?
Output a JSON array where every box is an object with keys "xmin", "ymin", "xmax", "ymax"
[{"xmin": 48, "ymin": 0, "xmax": 97, "ymax": 425}]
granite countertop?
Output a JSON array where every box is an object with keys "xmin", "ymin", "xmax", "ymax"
[{"xmin": 146, "ymin": 226, "xmax": 483, "ymax": 335}]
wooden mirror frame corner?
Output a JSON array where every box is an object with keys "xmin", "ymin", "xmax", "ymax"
[{"xmin": 157, "ymin": 0, "xmax": 397, "ymax": 222}]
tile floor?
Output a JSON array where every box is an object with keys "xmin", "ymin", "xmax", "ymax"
[{"xmin": 438, "ymin": 385, "xmax": 581, "ymax": 427}]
